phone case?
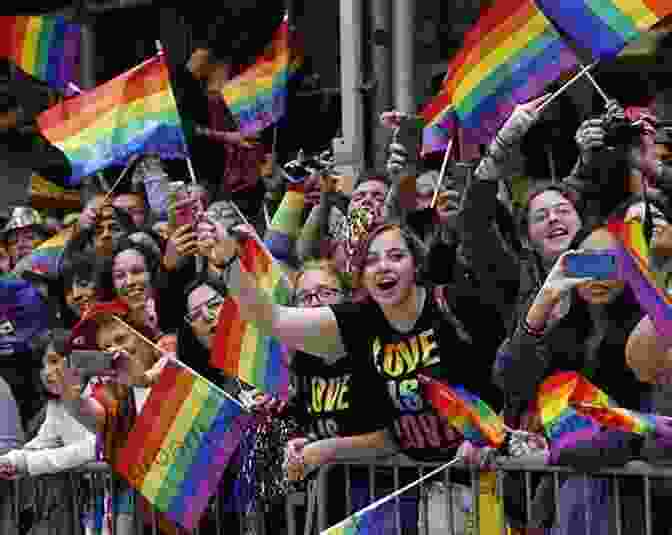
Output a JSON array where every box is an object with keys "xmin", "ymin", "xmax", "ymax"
[{"xmin": 565, "ymin": 253, "xmax": 617, "ymax": 280}]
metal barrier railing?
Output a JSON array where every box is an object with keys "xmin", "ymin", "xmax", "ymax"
[
  {"xmin": 309, "ymin": 456, "xmax": 672, "ymax": 535},
  {"xmin": 5, "ymin": 457, "xmax": 672, "ymax": 534}
]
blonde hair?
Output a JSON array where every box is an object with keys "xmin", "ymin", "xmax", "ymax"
[{"xmin": 293, "ymin": 259, "xmax": 351, "ymax": 304}]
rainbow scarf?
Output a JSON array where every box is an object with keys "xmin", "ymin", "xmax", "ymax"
[
  {"xmin": 264, "ymin": 182, "xmax": 305, "ymax": 265},
  {"xmin": 115, "ymin": 360, "xmax": 251, "ymax": 531},
  {"xmin": 0, "ymin": 15, "xmax": 81, "ymax": 89},
  {"xmin": 221, "ymin": 16, "xmax": 303, "ymax": 136},
  {"xmin": 420, "ymin": 374, "xmax": 505, "ymax": 448},
  {"xmin": 11, "ymin": 226, "xmax": 72, "ymax": 280},
  {"xmin": 211, "ymin": 237, "xmax": 291, "ymax": 398},
  {"xmin": 607, "ymin": 218, "xmax": 672, "ymax": 339},
  {"xmin": 535, "ymin": 0, "xmax": 672, "ymax": 60},
  {"xmin": 37, "ymin": 54, "xmax": 187, "ymax": 186},
  {"xmin": 421, "ymin": 0, "xmax": 577, "ymax": 155},
  {"xmin": 538, "ymin": 372, "xmax": 656, "ymax": 448}
]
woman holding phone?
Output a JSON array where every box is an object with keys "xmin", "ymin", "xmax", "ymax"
[{"xmin": 494, "ymin": 196, "xmax": 672, "ymax": 532}]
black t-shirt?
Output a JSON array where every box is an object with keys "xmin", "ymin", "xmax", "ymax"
[
  {"xmin": 289, "ymin": 351, "xmax": 393, "ymax": 440},
  {"xmin": 332, "ymin": 287, "xmax": 481, "ymax": 462}
]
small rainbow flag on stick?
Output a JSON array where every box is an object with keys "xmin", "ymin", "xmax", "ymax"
[
  {"xmin": 211, "ymin": 233, "xmax": 291, "ymax": 398},
  {"xmin": 421, "ymin": 0, "xmax": 577, "ymax": 156},
  {"xmin": 37, "ymin": 54, "xmax": 187, "ymax": 186},
  {"xmin": 0, "ymin": 15, "xmax": 81, "ymax": 90},
  {"xmin": 11, "ymin": 226, "xmax": 73, "ymax": 280},
  {"xmin": 538, "ymin": 372, "xmax": 656, "ymax": 447},
  {"xmin": 535, "ymin": 0, "xmax": 672, "ymax": 60},
  {"xmin": 115, "ymin": 360, "xmax": 252, "ymax": 531},
  {"xmin": 221, "ymin": 15, "xmax": 303, "ymax": 136},
  {"xmin": 607, "ymin": 218, "xmax": 672, "ymax": 339},
  {"xmin": 264, "ymin": 182, "xmax": 305, "ymax": 264},
  {"xmin": 419, "ymin": 374, "xmax": 505, "ymax": 448}
]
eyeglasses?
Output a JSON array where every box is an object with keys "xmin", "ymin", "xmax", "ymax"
[
  {"xmin": 294, "ymin": 286, "xmax": 344, "ymax": 306},
  {"xmin": 184, "ymin": 295, "xmax": 225, "ymax": 324}
]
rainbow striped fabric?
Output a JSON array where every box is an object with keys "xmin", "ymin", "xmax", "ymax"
[
  {"xmin": 211, "ymin": 236, "xmax": 291, "ymax": 398},
  {"xmin": 420, "ymin": 374, "xmax": 505, "ymax": 448},
  {"xmin": 538, "ymin": 372, "xmax": 656, "ymax": 447},
  {"xmin": 11, "ymin": 226, "xmax": 72, "ymax": 280},
  {"xmin": 221, "ymin": 16, "xmax": 303, "ymax": 136},
  {"xmin": 37, "ymin": 54, "xmax": 187, "ymax": 186},
  {"xmin": 321, "ymin": 509, "xmax": 376, "ymax": 535},
  {"xmin": 115, "ymin": 360, "xmax": 250, "ymax": 531},
  {"xmin": 607, "ymin": 218, "xmax": 672, "ymax": 339},
  {"xmin": 535, "ymin": 0, "xmax": 672, "ymax": 59},
  {"xmin": 0, "ymin": 15, "xmax": 81, "ymax": 89},
  {"xmin": 264, "ymin": 182, "xmax": 305, "ymax": 264},
  {"xmin": 421, "ymin": 0, "xmax": 577, "ymax": 155}
]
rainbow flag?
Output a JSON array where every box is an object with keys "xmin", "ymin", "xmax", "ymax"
[
  {"xmin": 535, "ymin": 0, "xmax": 672, "ymax": 60},
  {"xmin": 221, "ymin": 16, "xmax": 303, "ymax": 136},
  {"xmin": 115, "ymin": 360, "xmax": 251, "ymax": 531},
  {"xmin": 421, "ymin": 0, "xmax": 577, "ymax": 155},
  {"xmin": 264, "ymin": 182, "xmax": 305, "ymax": 264},
  {"xmin": 421, "ymin": 102, "xmax": 455, "ymax": 156},
  {"xmin": 0, "ymin": 15, "xmax": 81, "ymax": 89},
  {"xmin": 37, "ymin": 54, "xmax": 187, "ymax": 186},
  {"xmin": 419, "ymin": 374, "xmax": 505, "ymax": 448},
  {"xmin": 11, "ymin": 226, "xmax": 73, "ymax": 280},
  {"xmin": 538, "ymin": 372, "xmax": 655, "ymax": 448},
  {"xmin": 211, "ymin": 236, "xmax": 291, "ymax": 398},
  {"xmin": 321, "ymin": 509, "xmax": 376, "ymax": 535},
  {"xmin": 607, "ymin": 218, "xmax": 672, "ymax": 339}
]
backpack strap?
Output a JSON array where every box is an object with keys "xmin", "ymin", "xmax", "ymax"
[{"xmin": 432, "ymin": 285, "xmax": 472, "ymax": 345}]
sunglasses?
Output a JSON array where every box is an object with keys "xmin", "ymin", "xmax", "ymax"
[{"xmin": 184, "ymin": 294, "xmax": 225, "ymax": 324}]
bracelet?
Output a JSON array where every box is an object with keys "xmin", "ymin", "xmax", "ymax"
[{"xmin": 522, "ymin": 317, "xmax": 546, "ymax": 338}]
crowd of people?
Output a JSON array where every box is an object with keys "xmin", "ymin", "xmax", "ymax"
[{"xmin": 3, "ymin": 42, "xmax": 672, "ymax": 534}]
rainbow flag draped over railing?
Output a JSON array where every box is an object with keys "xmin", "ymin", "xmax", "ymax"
[
  {"xmin": 115, "ymin": 360, "xmax": 252, "ymax": 531},
  {"xmin": 419, "ymin": 374, "xmax": 506, "ymax": 448},
  {"xmin": 538, "ymin": 372, "xmax": 656, "ymax": 448},
  {"xmin": 607, "ymin": 217, "xmax": 672, "ymax": 339},
  {"xmin": 211, "ymin": 235, "xmax": 291, "ymax": 398},
  {"xmin": 421, "ymin": 0, "xmax": 577, "ymax": 156},
  {"xmin": 0, "ymin": 15, "xmax": 81, "ymax": 90},
  {"xmin": 37, "ymin": 54, "xmax": 187, "ymax": 186},
  {"xmin": 221, "ymin": 16, "xmax": 303, "ymax": 136},
  {"xmin": 534, "ymin": 0, "xmax": 672, "ymax": 60}
]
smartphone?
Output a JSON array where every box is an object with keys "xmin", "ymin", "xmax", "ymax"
[
  {"xmin": 565, "ymin": 253, "xmax": 618, "ymax": 280},
  {"xmin": 69, "ymin": 350, "xmax": 115, "ymax": 376},
  {"xmin": 168, "ymin": 181, "xmax": 195, "ymax": 227}
]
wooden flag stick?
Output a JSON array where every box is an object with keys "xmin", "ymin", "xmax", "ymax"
[
  {"xmin": 101, "ymin": 155, "xmax": 139, "ymax": 206},
  {"xmin": 537, "ymin": 62, "xmax": 598, "ymax": 116},
  {"xmin": 109, "ymin": 315, "xmax": 249, "ymax": 410},
  {"xmin": 431, "ymin": 138, "xmax": 454, "ymax": 209},
  {"xmin": 579, "ymin": 63, "xmax": 610, "ymax": 105}
]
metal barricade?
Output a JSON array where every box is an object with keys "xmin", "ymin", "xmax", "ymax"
[
  {"xmin": 0, "ymin": 462, "xmax": 294, "ymax": 535},
  {"xmin": 308, "ymin": 456, "xmax": 672, "ymax": 535}
]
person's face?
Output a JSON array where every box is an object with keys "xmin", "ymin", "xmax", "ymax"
[
  {"xmin": 7, "ymin": 226, "xmax": 41, "ymax": 265},
  {"xmin": 527, "ymin": 190, "xmax": 582, "ymax": 263},
  {"xmin": 0, "ymin": 243, "xmax": 9, "ymax": 273},
  {"xmin": 187, "ymin": 48, "xmax": 213, "ymax": 80},
  {"xmin": 96, "ymin": 321, "xmax": 154, "ymax": 378},
  {"xmin": 94, "ymin": 207, "xmax": 124, "ymax": 257},
  {"xmin": 42, "ymin": 346, "xmax": 66, "ymax": 397},
  {"xmin": 186, "ymin": 284, "xmax": 225, "ymax": 350},
  {"xmin": 348, "ymin": 180, "xmax": 388, "ymax": 221},
  {"xmin": 575, "ymin": 228, "xmax": 625, "ymax": 305},
  {"xmin": 362, "ymin": 228, "xmax": 416, "ymax": 307},
  {"xmin": 112, "ymin": 249, "xmax": 150, "ymax": 311},
  {"xmin": 295, "ymin": 269, "xmax": 345, "ymax": 308},
  {"xmin": 65, "ymin": 275, "xmax": 97, "ymax": 318},
  {"xmin": 113, "ymin": 194, "xmax": 145, "ymax": 227}
]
